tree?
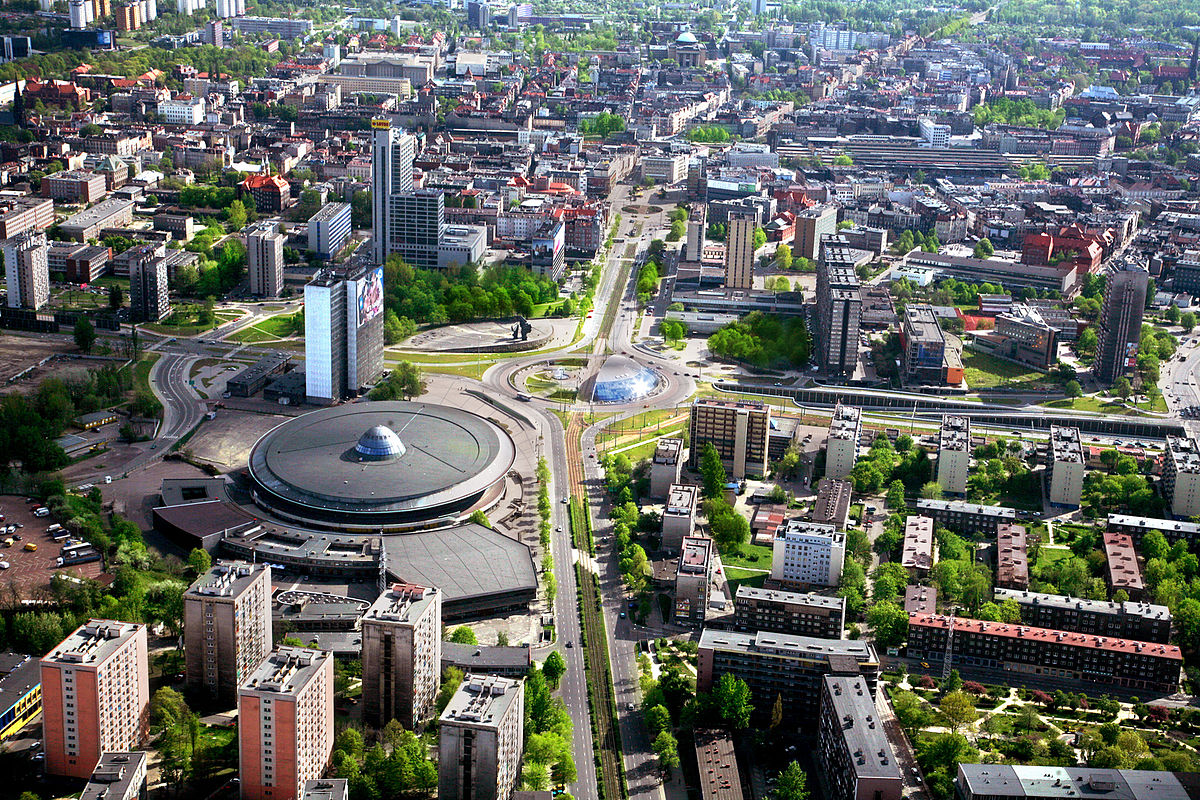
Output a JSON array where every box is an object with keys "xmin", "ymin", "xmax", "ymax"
[
  {"xmin": 753, "ymin": 227, "xmax": 767, "ymax": 250},
  {"xmin": 108, "ymin": 283, "xmax": 124, "ymax": 311},
  {"xmin": 940, "ymin": 691, "xmax": 977, "ymax": 732},
  {"xmin": 774, "ymin": 761, "xmax": 810, "ymax": 800},
  {"xmin": 653, "ymin": 730, "xmax": 680, "ymax": 772},
  {"xmin": 226, "ymin": 199, "xmax": 248, "ymax": 230},
  {"xmin": 886, "ymin": 479, "xmax": 906, "ymax": 509},
  {"xmin": 188, "ymin": 548, "xmax": 212, "ymax": 575},
  {"xmin": 699, "ymin": 443, "xmax": 727, "ymax": 498},
  {"xmin": 74, "ymin": 316, "xmax": 96, "ymax": 353},
  {"xmin": 921, "ymin": 481, "xmax": 944, "ymax": 500},
  {"xmin": 543, "ymin": 651, "xmax": 566, "ymax": 688},
  {"xmin": 776, "ymin": 242, "xmax": 793, "ymax": 270},
  {"xmin": 973, "ymin": 238, "xmax": 994, "ymax": 259},
  {"xmin": 448, "ymin": 626, "xmax": 477, "ymax": 645},
  {"xmin": 770, "ymin": 693, "xmax": 783, "ymax": 729},
  {"xmin": 1114, "ymin": 377, "xmax": 1132, "ymax": 400},
  {"xmin": 1065, "ymin": 380, "xmax": 1083, "ymax": 398},
  {"xmin": 866, "ymin": 600, "xmax": 909, "ymax": 647},
  {"xmin": 1182, "ymin": 312, "xmax": 1197, "ymax": 334},
  {"xmin": 707, "ymin": 673, "xmax": 753, "ymax": 729},
  {"xmin": 1167, "ymin": 304, "xmax": 1182, "ymax": 324}
]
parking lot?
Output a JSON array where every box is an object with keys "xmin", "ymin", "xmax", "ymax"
[{"xmin": 0, "ymin": 496, "xmax": 104, "ymax": 597}]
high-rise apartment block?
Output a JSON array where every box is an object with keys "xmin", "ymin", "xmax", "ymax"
[
  {"xmin": 794, "ymin": 205, "xmax": 838, "ymax": 262},
  {"xmin": 304, "ymin": 266, "xmax": 385, "ymax": 404},
  {"xmin": 815, "ymin": 242, "xmax": 861, "ymax": 376},
  {"xmin": 684, "ymin": 203, "xmax": 706, "ymax": 263},
  {"xmin": 825, "ymin": 404, "xmax": 861, "ymax": 480},
  {"xmin": 724, "ymin": 206, "xmax": 756, "ymax": 290},
  {"xmin": 650, "ymin": 438, "xmax": 684, "ymax": 499},
  {"xmin": 661, "ymin": 483, "xmax": 698, "ymax": 552},
  {"xmin": 41, "ymin": 620, "xmax": 149, "ymax": 779},
  {"xmin": 1164, "ymin": 435, "xmax": 1200, "ymax": 518},
  {"xmin": 439, "ymin": 674, "xmax": 525, "ymax": 800},
  {"xmin": 184, "ymin": 561, "xmax": 273, "ymax": 701},
  {"xmin": 81, "ymin": 751, "xmax": 148, "ymax": 800},
  {"xmin": 733, "ymin": 585, "xmax": 845, "ymax": 639},
  {"xmin": 687, "ymin": 398, "xmax": 770, "ymax": 480},
  {"xmin": 308, "ymin": 202, "xmax": 353, "ymax": 261},
  {"xmin": 129, "ymin": 255, "xmax": 168, "ymax": 322},
  {"xmin": 1046, "ymin": 425, "xmax": 1084, "ymax": 508},
  {"xmin": 3, "ymin": 230, "xmax": 49, "ymax": 310},
  {"xmin": 818, "ymin": 676, "xmax": 903, "ymax": 800},
  {"xmin": 771, "ymin": 520, "xmax": 845, "ymax": 587},
  {"xmin": 246, "ymin": 221, "xmax": 286, "ymax": 298},
  {"xmin": 239, "ymin": 647, "xmax": 335, "ymax": 800},
  {"xmin": 1093, "ymin": 266, "xmax": 1147, "ymax": 385},
  {"xmin": 360, "ymin": 583, "xmax": 442, "ymax": 731},
  {"xmin": 675, "ymin": 535, "xmax": 714, "ymax": 625},
  {"xmin": 936, "ymin": 415, "xmax": 970, "ymax": 495}
]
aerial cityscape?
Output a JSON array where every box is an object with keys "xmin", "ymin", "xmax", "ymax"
[{"xmin": 4, "ymin": 0, "xmax": 1200, "ymax": 800}]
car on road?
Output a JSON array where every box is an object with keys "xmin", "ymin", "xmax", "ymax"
[
  {"xmin": 619, "ymin": 611, "xmax": 626, "ymax": 618},
  {"xmin": 565, "ymin": 641, "xmax": 573, "ymax": 648},
  {"xmin": 555, "ymin": 526, "xmax": 562, "ymax": 532},
  {"xmin": 561, "ymin": 497, "xmax": 569, "ymax": 504}
]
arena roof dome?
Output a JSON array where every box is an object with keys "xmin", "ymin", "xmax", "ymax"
[
  {"xmin": 587, "ymin": 355, "xmax": 660, "ymax": 404},
  {"xmin": 247, "ymin": 402, "xmax": 515, "ymax": 530}
]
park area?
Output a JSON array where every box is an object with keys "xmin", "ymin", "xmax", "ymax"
[{"xmin": 959, "ymin": 350, "xmax": 1048, "ymax": 390}]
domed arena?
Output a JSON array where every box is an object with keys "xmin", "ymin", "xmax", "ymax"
[
  {"xmin": 586, "ymin": 355, "xmax": 661, "ymax": 404},
  {"xmin": 247, "ymin": 402, "xmax": 515, "ymax": 531}
]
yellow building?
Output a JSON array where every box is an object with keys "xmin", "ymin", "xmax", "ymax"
[{"xmin": 0, "ymin": 652, "xmax": 41, "ymax": 742}]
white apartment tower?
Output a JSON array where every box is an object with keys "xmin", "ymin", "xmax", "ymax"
[
  {"xmin": 439, "ymin": 675, "xmax": 525, "ymax": 800},
  {"xmin": 360, "ymin": 583, "xmax": 442, "ymax": 731},
  {"xmin": 936, "ymin": 415, "xmax": 971, "ymax": 496},
  {"xmin": 825, "ymin": 404, "xmax": 861, "ymax": 480},
  {"xmin": 1164, "ymin": 435, "xmax": 1200, "ymax": 518},
  {"xmin": 183, "ymin": 562, "xmax": 272, "ymax": 701},
  {"xmin": 41, "ymin": 620, "xmax": 149, "ymax": 779},
  {"xmin": 246, "ymin": 221, "xmax": 285, "ymax": 297},
  {"xmin": 3, "ymin": 230, "xmax": 49, "ymax": 310},
  {"xmin": 1046, "ymin": 425, "xmax": 1085, "ymax": 508},
  {"xmin": 771, "ymin": 520, "xmax": 846, "ymax": 587},
  {"xmin": 304, "ymin": 266, "xmax": 385, "ymax": 404}
]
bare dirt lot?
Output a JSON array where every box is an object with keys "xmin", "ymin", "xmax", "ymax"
[
  {"xmin": 0, "ymin": 495, "xmax": 105, "ymax": 599},
  {"xmin": 180, "ymin": 409, "xmax": 291, "ymax": 469},
  {"xmin": 0, "ymin": 334, "xmax": 121, "ymax": 395}
]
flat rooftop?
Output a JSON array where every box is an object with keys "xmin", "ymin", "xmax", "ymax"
[
  {"xmin": 680, "ymin": 536, "xmax": 713, "ymax": 575},
  {"xmin": 901, "ymin": 516, "xmax": 934, "ymax": 570},
  {"xmin": 60, "ymin": 198, "xmax": 133, "ymax": 229},
  {"xmin": 1103, "ymin": 532, "xmax": 1144, "ymax": 591},
  {"xmin": 779, "ymin": 519, "xmax": 843, "ymax": 543},
  {"xmin": 828, "ymin": 404, "xmax": 861, "ymax": 441},
  {"xmin": 905, "ymin": 303, "xmax": 945, "ymax": 344},
  {"xmin": 993, "ymin": 588, "xmax": 1171, "ymax": 622},
  {"xmin": 43, "ymin": 620, "xmax": 143, "ymax": 667},
  {"xmin": 665, "ymin": 484, "xmax": 698, "ymax": 516},
  {"xmin": 186, "ymin": 561, "xmax": 268, "ymax": 600},
  {"xmin": 81, "ymin": 752, "xmax": 147, "ymax": 800},
  {"xmin": 904, "ymin": 585, "xmax": 937, "ymax": 614},
  {"xmin": 381, "ymin": 523, "xmax": 536, "ymax": 603},
  {"xmin": 695, "ymin": 729, "xmax": 744, "ymax": 800},
  {"xmin": 1108, "ymin": 514, "xmax": 1200, "ymax": 537},
  {"xmin": 441, "ymin": 674, "xmax": 522, "ymax": 728},
  {"xmin": 654, "ymin": 438, "xmax": 683, "ymax": 464},
  {"xmin": 699, "ymin": 628, "xmax": 877, "ymax": 661},
  {"xmin": 363, "ymin": 582, "xmax": 439, "ymax": 625},
  {"xmin": 908, "ymin": 613, "xmax": 1181, "ymax": 659},
  {"xmin": 956, "ymin": 765, "xmax": 1196, "ymax": 800},
  {"xmin": 1167, "ymin": 435, "xmax": 1200, "ymax": 475},
  {"xmin": 242, "ymin": 646, "xmax": 330, "ymax": 696},
  {"xmin": 307, "ymin": 202, "xmax": 351, "ymax": 224},
  {"xmin": 0, "ymin": 651, "xmax": 40, "ymax": 711},
  {"xmin": 917, "ymin": 498, "xmax": 1017, "ymax": 520},
  {"xmin": 735, "ymin": 585, "xmax": 845, "ymax": 612},
  {"xmin": 824, "ymin": 675, "xmax": 901, "ymax": 781},
  {"xmin": 1049, "ymin": 425, "xmax": 1084, "ymax": 463},
  {"xmin": 939, "ymin": 415, "xmax": 970, "ymax": 452}
]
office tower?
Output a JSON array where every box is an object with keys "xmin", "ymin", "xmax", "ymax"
[
  {"xmin": 661, "ymin": 484, "xmax": 698, "ymax": 552},
  {"xmin": 697, "ymin": 629, "xmax": 879, "ymax": 717},
  {"xmin": 901, "ymin": 303, "xmax": 960, "ymax": 386},
  {"xmin": 1164, "ymin": 435, "xmax": 1200, "ymax": 518},
  {"xmin": 239, "ymin": 647, "xmax": 335, "ymax": 800},
  {"xmin": 183, "ymin": 562, "xmax": 272, "ymax": 701},
  {"xmin": 1093, "ymin": 266, "xmax": 1147, "ymax": 385},
  {"xmin": 389, "ymin": 190, "xmax": 446, "ymax": 270},
  {"xmin": 3, "ymin": 230, "xmax": 49, "ymax": 310},
  {"xmin": 771, "ymin": 519, "xmax": 845, "ymax": 587},
  {"xmin": 687, "ymin": 398, "xmax": 770, "ymax": 480},
  {"xmin": 370, "ymin": 119, "xmax": 415, "ymax": 265},
  {"xmin": 129, "ymin": 256, "xmax": 168, "ymax": 322},
  {"xmin": 724, "ymin": 206, "xmax": 756, "ymax": 290},
  {"xmin": 825, "ymin": 403, "xmax": 860, "ymax": 480},
  {"xmin": 1046, "ymin": 425, "xmax": 1084, "ymax": 507},
  {"xmin": 246, "ymin": 221, "xmax": 285, "ymax": 297},
  {"xmin": 936, "ymin": 415, "xmax": 970, "ymax": 495},
  {"xmin": 684, "ymin": 203, "xmax": 706, "ymax": 262},
  {"xmin": 307, "ymin": 202, "xmax": 353, "ymax": 260},
  {"xmin": 733, "ymin": 585, "xmax": 846, "ymax": 639},
  {"xmin": 439, "ymin": 675, "xmax": 525, "ymax": 800},
  {"xmin": 69, "ymin": 0, "xmax": 88, "ymax": 28},
  {"xmin": 794, "ymin": 205, "xmax": 838, "ymax": 262},
  {"xmin": 81, "ymin": 752, "xmax": 148, "ymax": 800},
  {"xmin": 649, "ymin": 438, "xmax": 683, "ymax": 498},
  {"xmin": 467, "ymin": 0, "xmax": 490, "ymax": 28},
  {"xmin": 674, "ymin": 535, "xmax": 714, "ymax": 625},
  {"xmin": 41, "ymin": 620, "xmax": 149, "ymax": 779},
  {"xmin": 304, "ymin": 266, "xmax": 385, "ymax": 404},
  {"xmin": 818, "ymin": 676, "xmax": 903, "ymax": 800},
  {"xmin": 360, "ymin": 583, "xmax": 442, "ymax": 731},
  {"xmin": 815, "ymin": 241, "xmax": 862, "ymax": 376}
]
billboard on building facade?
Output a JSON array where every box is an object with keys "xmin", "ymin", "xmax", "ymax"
[{"xmin": 356, "ymin": 266, "xmax": 384, "ymax": 328}]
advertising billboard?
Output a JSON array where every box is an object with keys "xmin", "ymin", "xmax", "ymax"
[{"xmin": 357, "ymin": 266, "xmax": 384, "ymax": 328}]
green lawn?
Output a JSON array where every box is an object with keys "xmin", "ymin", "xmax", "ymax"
[
  {"xmin": 724, "ymin": 568, "xmax": 767, "ymax": 594},
  {"xmin": 228, "ymin": 313, "xmax": 298, "ymax": 342},
  {"xmin": 720, "ymin": 542, "xmax": 773, "ymax": 570},
  {"xmin": 133, "ymin": 352, "xmax": 160, "ymax": 397},
  {"xmin": 960, "ymin": 350, "xmax": 1048, "ymax": 389},
  {"xmin": 1044, "ymin": 396, "xmax": 1120, "ymax": 413}
]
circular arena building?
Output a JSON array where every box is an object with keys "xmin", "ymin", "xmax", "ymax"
[
  {"xmin": 247, "ymin": 401, "xmax": 516, "ymax": 532},
  {"xmin": 586, "ymin": 355, "xmax": 661, "ymax": 404}
]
